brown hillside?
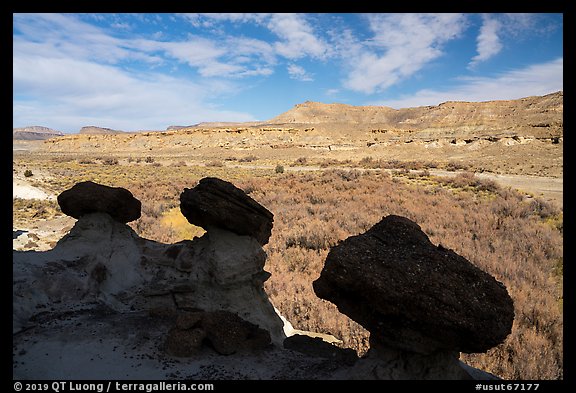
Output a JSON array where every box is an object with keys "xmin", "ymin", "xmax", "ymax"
[{"xmin": 269, "ymin": 91, "xmax": 563, "ymax": 139}]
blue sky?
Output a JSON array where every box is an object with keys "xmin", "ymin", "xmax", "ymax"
[{"xmin": 13, "ymin": 13, "xmax": 563, "ymax": 133}]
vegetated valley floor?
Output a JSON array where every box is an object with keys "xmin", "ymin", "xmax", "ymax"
[{"xmin": 12, "ymin": 139, "xmax": 563, "ymax": 380}]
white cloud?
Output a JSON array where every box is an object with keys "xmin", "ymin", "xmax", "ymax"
[
  {"xmin": 12, "ymin": 54, "xmax": 256, "ymax": 132},
  {"xmin": 468, "ymin": 13, "xmax": 554, "ymax": 69},
  {"xmin": 325, "ymin": 88, "xmax": 340, "ymax": 96},
  {"xmin": 369, "ymin": 58, "xmax": 563, "ymax": 109},
  {"xmin": 180, "ymin": 13, "xmax": 330, "ymax": 61},
  {"xmin": 343, "ymin": 13, "xmax": 468, "ymax": 94},
  {"xmin": 469, "ymin": 15, "xmax": 503, "ymax": 69},
  {"xmin": 267, "ymin": 14, "xmax": 330, "ymax": 59},
  {"xmin": 287, "ymin": 64, "xmax": 313, "ymax": 81},
  {"xmin": 181, "ymin": 13, "xmax": 269, "ymax": 28},
  {"xmin": 13, "ymin": 13, "xmax": 562, "ymax": 131},
  {"xmin": 13, "ymin": 13, "xmax": 276, "ymax": 79},
  {"xmin": 13, "ymin": 13, "xmax": 161, "ymax": 66}
]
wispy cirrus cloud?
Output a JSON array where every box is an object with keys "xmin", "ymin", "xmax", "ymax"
[
  {"xmin": 468, "ymin": 13, "xmax": 552, "ymax": 69},
  {"xmin": 182, "ymin": 13, "xmax": 331, "ymax": 61},
  {"xmin": 343, "ymin": 13, "xmax": 468, "ymax": 94},
  {"xmin": 266, "ymin": 13, "xmax": 330, "ymax": 59},
  {"xmin": 469, "ymin": 14, "xmax": 503, "ymax": 69},
  {"xmin": 287, "ymin": 64, "xmax": 313, "ymax": 81}
]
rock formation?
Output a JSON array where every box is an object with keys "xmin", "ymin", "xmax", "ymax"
[
  {"xmin": 57, "ymin": 181, "xmax": 142, "ymax": 223},
  {"xmin": 180, "ymin": 177, "xmax": 274, "ymax": 245},
  {"xmin": 14, "ymin": 179, "xmax": 285, "ymax": 347},
  {"xmin": 165, "ymin": 310, "xmax": 271, "ymax": 356},
  {"xmin": 313, "ymin": 214, "xmax": 514, "ymax": 378},
  {"xmin": 13, "ymin": 180, "xmax": 506, "ymax": 380}
]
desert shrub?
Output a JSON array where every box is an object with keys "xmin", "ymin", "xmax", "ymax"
[
  {"xmin": 50, "ymin": 156, "xmax": 74, "ymax": 163},
  {"xmin": 475, "ymin": 178, "xmax": 499, "ymax": 192},
  {"xmin": 206, "ymin": 160, "xmax": 224, "ymax": 167},
  {"xmin": 423, "ymin": 160, "xmax": 439, "ymax": 169},
  {"xmin": 239, "ymin": 155, "xmax": 258, "ymax": 162},
  {"xmin": 247, "ymin": 171, "xmax": 562, "ymax": 380},
  {"xmin": 319, "ymin": 158, "xmax": 344, "ymax": 168},
  {"xmin": 144, "ymin": 156, "xmax": 155, "ymax": 163},
  {"xmin": 380, "ymin": 159, "xmax": 401, "ymax": 169},
  {"xmin": 24, "ymin": 169, "xmax": 33, "ymax": 177},
  {"xmin": 102, "ymin": 158, "xmax": 119, "ymax": 165},
  {"xmin": 240, "ymin": 179, "xmax": 257, "ymax": 195},
  {"xmin": 359, "ymin": 156, "xmax": 374, "ymax": 166},
  {"xmin": 323, "ymin": 169, "xmax": 362, "ymax": 182},
  {"xmin": 275, "ymin": 164, "xmax": 285, "ymax": 174},
  {"xmin": 21, "ymin": 158, "xmax": 560, "ymax": 380},
  {"xmin": 445, "ymin": 161, "xmax": 470, "ymax": 171},
  {"xmin": 294, "ymin": 157, "xmax": 307, "ymax": 165},
  {"xmin": 13, "ymin": 198, "xmax": 62, "ymax": 223}
]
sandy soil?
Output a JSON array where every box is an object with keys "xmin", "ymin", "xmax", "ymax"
[
  {"xmin": 433, "ymin": 170, "xmax": 563, "ymax": 209},
  {"xmin": 12, "ymin": 177, "xmax": 75, "ymax": 251},
  {"xmin": 13, "ymin": 179, "xmax": 55, "ymax": 200}
]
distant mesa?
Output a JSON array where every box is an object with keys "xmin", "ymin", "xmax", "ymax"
[
  {"xmin": 13, "ymin": 126, "xmax": 64, "ymax": 140},
  {"xmin": 79, "ymin": 126, "xmax": 126, "ymax": 135}
]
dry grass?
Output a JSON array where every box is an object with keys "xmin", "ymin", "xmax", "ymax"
[
  {"xmin": 12, "ymin": 156, "xmax": 563, "ymax": 379},
  {"xmin": 243, "ymin": 170, "xmax": 563, "ymax": 380},
  {"xmin": 13, "ymin": 198, "xmax": 63, "ymax": 224}
]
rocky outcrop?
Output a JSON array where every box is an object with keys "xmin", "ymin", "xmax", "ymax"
[
  {"xmin": 165, "ymin": 310, "xmax": 271, "ymax": 356},
  {"xmin": 180, "ymin": 177, "xmax": 274, "ymax": 245},
  {"xmin": 283, "ymin": 334, "xmax": 357, "ymax": 366},
  {"xmin": 57, "ymin": 181, "xmax": 142, "ymax": 223},
  {"xmin": 313, "ymin": 214, "xmax": 514, "ymax": 379},
  {"xmin": 15, "ymin": 178, "xmax": 285, "ymax": 345}
]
